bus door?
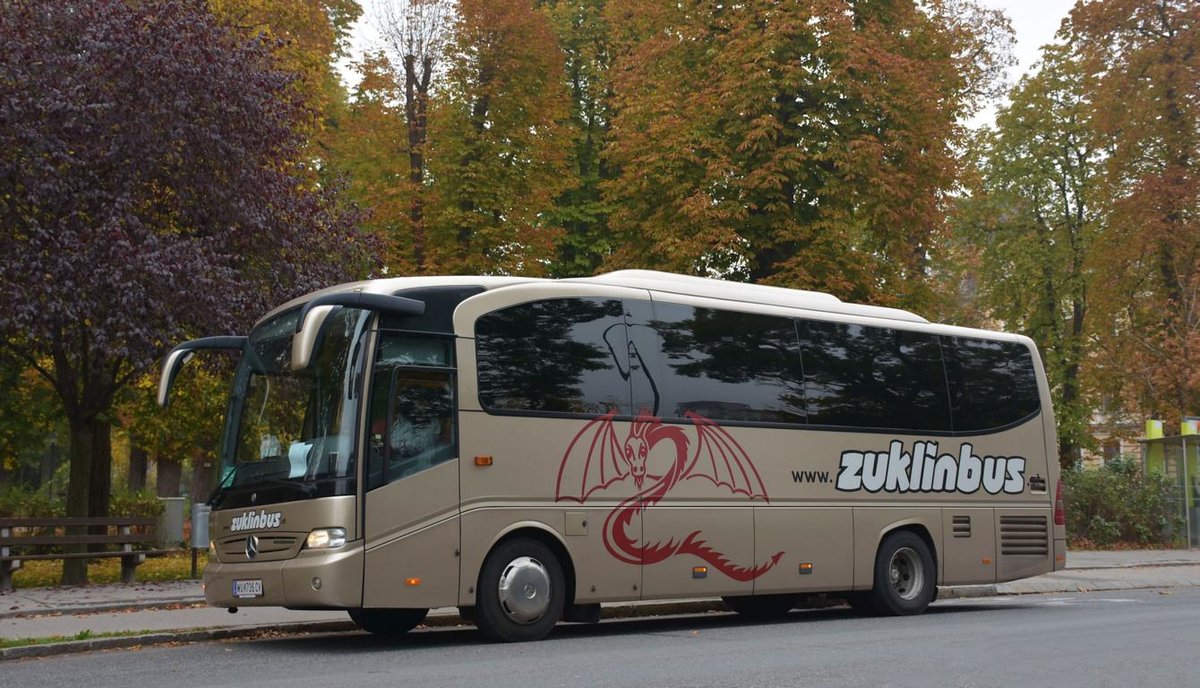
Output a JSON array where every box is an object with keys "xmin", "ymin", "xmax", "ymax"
[{"xmin": 361, "ymin": 332, "xmax": 461, "ymax": 609}]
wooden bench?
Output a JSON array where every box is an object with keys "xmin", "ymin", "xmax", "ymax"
[{"xmin": 0, "ymin": 517, "xmax": 175, "ymax": 591}]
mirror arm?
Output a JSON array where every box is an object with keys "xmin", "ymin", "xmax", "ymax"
[
  {"xmin": 157, "ymin": 336, "xmax": 248, "ymax": 408},
  {"xmin": 295, "ymin": 293, "xmax": 425, "ymax": 333}
]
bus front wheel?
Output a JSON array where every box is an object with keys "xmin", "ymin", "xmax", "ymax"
[
  {"xmin": 348, "ymin": 607, "xmax": 429, "ymax": 636},
  {"xmin": 866, "ymin": 530, "xmax": 936, "ymax": 615},
  {"xmin": 475, "ymin": 538, "xmax": 565, "ymax": 642}
]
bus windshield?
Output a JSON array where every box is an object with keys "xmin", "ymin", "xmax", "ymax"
[{"xmin": 211, "ymin": 307, "xmax": 368, "ymax": 509}]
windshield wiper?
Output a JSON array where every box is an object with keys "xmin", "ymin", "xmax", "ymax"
[
  {"xmin": 209, "ymin": 465, "xmax": 316, "ymax": 507},
  {"xmin": 255, "ymin": 475, "xmax": 318, "ymax": 497}
]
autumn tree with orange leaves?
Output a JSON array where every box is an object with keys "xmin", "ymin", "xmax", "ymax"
[
  {"xmin": 1068, "ymin": 0, "xmax": 1200, "ymax": 426},
  {"xmin": 424, "ymin": 0, "xmax": 572, "ymax": 274},
  {"xmin": 601, "ymin": 0, "xmax": 1012, "ymax": 309}
]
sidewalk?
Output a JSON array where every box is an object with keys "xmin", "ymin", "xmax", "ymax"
[{"xmin": 3, "ymin": 549, "xmax": 1200, "ymax": 659}]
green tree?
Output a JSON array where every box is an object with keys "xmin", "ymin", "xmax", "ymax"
[
  {"xmin": 331, "ymin": 51, "xmax": 421, "ymax": 272},
  {"xmin": 539, "ymin": 0, "xmax": 618, "ymax": 277},
  {"xmin": 425, "ymin": 0, "xmax": 572, "ymax": 274},
  {"xmin": 954, "ymin": 44, "xmax": 1103, "ymax": 469},
  {"xmin": 0, "ymin": 359, "xmax": 63, "ymax": 484},
  {"xmin": 602, "ymin": 0, "xmax": 1012, "ymax": 308}
]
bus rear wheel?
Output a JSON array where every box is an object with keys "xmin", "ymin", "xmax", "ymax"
[
  {"xmin": 348, "ymin": 608, "xmax": 429, "ymax": 636},
  {"xmin": 475, "ymin": 538, "xmax": 565, "ymax": 642},
  {"xmin": 866, "ymin": 530, "xmax": 936, "ymax": 615}
]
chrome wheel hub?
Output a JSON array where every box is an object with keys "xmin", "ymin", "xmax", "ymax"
[
  {"xmin": 888, "ymin": 546, "xmax": 924, "ymax": 601},
  {"xmin": 497, "ymin": 556, "xmax": 551, "ymax": 624}
]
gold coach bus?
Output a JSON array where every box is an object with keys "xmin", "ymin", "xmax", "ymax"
[{"xmin": 158, "ymin": 270, "xmax": 1065, "ymax": 642}]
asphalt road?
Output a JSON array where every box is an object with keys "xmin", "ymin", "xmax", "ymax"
[{"xmin": 8, "ymin": 588, "xmax": 1199, "ymax": 688}]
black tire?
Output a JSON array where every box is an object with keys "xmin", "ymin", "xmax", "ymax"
[
  {"xmin": 348, "ymin": 607, "xmax": 429, "ymax": 636},
  {"xmin": 722, "ymin": 594, "xmax": 798, "ymax": 619},
  {"xmin": 475, "ymin": 538, "xmax": 566, "ymax": 642},
  {"xmin": 866, "ymin": 530, "xmax": 936, "ymax": 616}
]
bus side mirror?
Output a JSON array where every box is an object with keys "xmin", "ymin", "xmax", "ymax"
[
  {"xmin": 157, "ymin": 336, "xmax": 248, "ymax": 408},
  {"xmin": 290, "ymin": 292, "xmax": 425, "ymax": 372},
  {"xmin": 291, "ymin": 305, "xmax": 333, "ymax": 372}
]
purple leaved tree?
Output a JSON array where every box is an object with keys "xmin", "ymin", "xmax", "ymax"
[{"xmin": 0, "ymin": 0, "xmax": 375, "ymax": 584}]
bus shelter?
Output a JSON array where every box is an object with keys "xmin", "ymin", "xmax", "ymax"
[{"xmin": 1140, "ymin": 434, "xmax": 1200, "ymax": 547}]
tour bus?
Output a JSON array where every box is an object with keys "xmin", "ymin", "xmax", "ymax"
[{"xmin": 158, "ymin": 270, "xmax": 1065, "ymax": 642}]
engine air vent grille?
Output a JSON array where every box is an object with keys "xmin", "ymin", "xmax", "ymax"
[
  {"xmin": 952, "ymin": 515, "xmax": 971, "ymax": 538},
  {"xmin": 1000, "ymin": 515, "xmax": 1048, "ymax": 556}
]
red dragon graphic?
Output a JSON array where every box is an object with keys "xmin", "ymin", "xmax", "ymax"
[{"xmin": 555, "ymin": 410, "xmax": 783, "ymax": 581}]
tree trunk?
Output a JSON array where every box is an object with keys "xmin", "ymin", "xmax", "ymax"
[
  {"xmin": 403, "ymin": 54, "xmax": 432, "ymax": 273},
  {"xmin": 62, "ymin": 417, "xmax": 93, "ymax": 586},
  {"xmin": 189, "ymin": 448, "xmax": 215, "ymax": 504},
  {"xmin": 157, "ymin": 454, "xmax": 183, "ymax": 498},
  {"xmin": 128, "ymin": 439, "xmax": 148, "ymax": 492},
  {"xmin": 87, "ymin": 417, "xmax": 112, "ymax": 523}
]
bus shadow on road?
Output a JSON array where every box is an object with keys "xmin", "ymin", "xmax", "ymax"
[{"xmin": 251, "ymin": 602, "xmax": 1026, "ymax": 654}]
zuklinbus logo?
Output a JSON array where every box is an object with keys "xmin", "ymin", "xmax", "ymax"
[
  {"xmin": 229, "ymin": 510, "xmax": 283, "ymax": 532},
  {"xmin": 835, "ymin": 441, "xmax": 1025, "ymax": 495}
]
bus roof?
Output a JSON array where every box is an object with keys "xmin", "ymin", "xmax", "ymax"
[
  {"xmin": 576, "ymin": 270, "xmax": 927, "ymax": 324},
  {"xmin": 262, "ymin": 270, "xmax": 928, "ymax": 328}
]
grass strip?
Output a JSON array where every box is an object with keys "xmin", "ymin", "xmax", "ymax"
[
  {"xmin": 0, "ymin": 629, "xmax": 146, "ymax": 650},
  {"xmin": 11, "ymin": 551, "xmax": 208, "ymax": 588}
]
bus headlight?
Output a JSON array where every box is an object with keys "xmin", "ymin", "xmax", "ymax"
[{"xmin": 304, "ymin": 528, "xmax": 346, "ymax": 550}]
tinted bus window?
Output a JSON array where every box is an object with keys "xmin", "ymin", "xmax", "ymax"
[
  {"xmin": 800, "ymin": 320, "xmax": 951, "ymax": 432},
  {"xmin": 942, "ymin": 336, "xmax": 1040, "ymax": 431},
  {"xmin": 476, "ymin": 298, "xmax": 631, "ymax": 415},
  {"xmin": 644, "ymin": 303, "xmax": 805, "ymax": 424}
]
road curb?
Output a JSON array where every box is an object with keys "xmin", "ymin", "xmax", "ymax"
[
  {"xmin": 0, "ymin": 620, "xmax": 358, "ymax": 661},
  {"xmin": 0, "ymin": 600, "xmax": 731, "ymax": 661},
  {"xmin": 939, "ymin": 585, "xmax": 1000, "ymax": 599},
  {"xmin": 0, "ymin": 598, "xmax": 205, "ymax": 621}
]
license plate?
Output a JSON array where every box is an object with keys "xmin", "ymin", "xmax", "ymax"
[{"xmin": 233, "ymin": 579, "xmax": 263, "ymax": 598}]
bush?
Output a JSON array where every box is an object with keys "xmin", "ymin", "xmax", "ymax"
[
  {"xmin": 1064, "ymin": 458, "xmax": 1179, "ymax": 547},
  {"xmin": 0, "ymin": 484, "xmax": 64, "ymax": 518},
  {"xmin": 109, "ymin": 489, "xmax": 166, "ymax": 519}
]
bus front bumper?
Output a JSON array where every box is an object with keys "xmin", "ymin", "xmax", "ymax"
[{"xmin": 203, "ymin": 542, "xmax": 363, "ymax": 609}]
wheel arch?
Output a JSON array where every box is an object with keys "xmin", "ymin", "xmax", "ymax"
[
  {"xmin": 860, "ymin": 517, "xmax": 941, "ymax": 589},
  {"xmin": 478, "ymin": 522, "xmax": 577, "ymax": 609}
]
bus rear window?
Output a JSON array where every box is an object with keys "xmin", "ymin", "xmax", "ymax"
[{"xmin": 941, "ymin": 336, "xmax": 1040, "ymax": 431}]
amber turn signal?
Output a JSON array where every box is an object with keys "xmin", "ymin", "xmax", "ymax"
[
  {"xmin": 405, "ymin": 578, "xmax": 422, "ymax": 587},
  {"xmin": 474, "ymin": 455, "xmax": 493, "ymax": 467}
]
